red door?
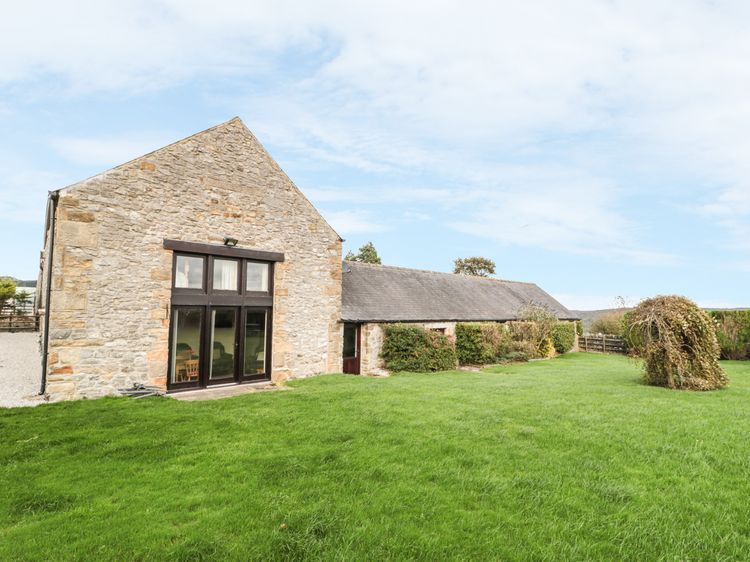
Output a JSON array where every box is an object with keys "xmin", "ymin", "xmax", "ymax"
[{"xmin": 342, "ymin": 323, "xmax": 361, "ymax": 374}]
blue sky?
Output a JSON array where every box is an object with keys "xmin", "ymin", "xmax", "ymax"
[{"xmin": 1, "ymin": 1, "xmax": 749, "ymax": 309}]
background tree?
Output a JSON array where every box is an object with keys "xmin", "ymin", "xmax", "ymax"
[
  {"xmin": 0, "ymin": 277, "xmax": 17, "ymax": 314},
  {"xmin": 453, "ymin": 256, "xmax": 496, "ymax": 277},
  {"xmin": 345, "ymin": 242, "xmax": 382, "ymax": 264},
  {"xmin": 13, "ymin": 290, "xmax": 32, "ymax": 315}
]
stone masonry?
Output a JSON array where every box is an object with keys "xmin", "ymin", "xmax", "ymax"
[{"xmin": 38, "ymin": 118, "xmax": 343, "ymax": 400}]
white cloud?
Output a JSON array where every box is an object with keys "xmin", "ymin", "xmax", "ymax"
[
  {"xmin": 320, "ymin": 209, "xmax": 389, "ymax": 236},
  {"xmin": 306, "ymin": 186, "xmax": 453, "ymax": 205},
  {"xmin": 0, "ymin": 169, "xmax": 62, "ymax": 223},
  {"xmin": 4, "ymin": 0, "xmax": 750, "ymax": 263},
  {"xmin": 50, "ymin": 133, "xmax": 177, "ymax": 168}
]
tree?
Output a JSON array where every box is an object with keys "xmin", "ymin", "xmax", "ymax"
[
  {"xmin": 0, "ymin": 277, "xmax": 17, "ymax": 314},
  {"xmin": 453, "ymin": 256, "xmax": 496, "ymax": 277},
  {"xmin": 345, "ymin": 242, "xmax": 382, "ymax": 264},
  {"xmin": 14, "ymin": 290, "xmax": 32, "ymax": 315},
  {"xmin": 625, "ymin": 295, "xmax": 727, "ymax": 390}
]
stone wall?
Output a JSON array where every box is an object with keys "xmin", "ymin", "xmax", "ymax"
[
  {"xmin": 41, "ymin": 118, "xmax": 343, "ymax": 400},
  {"xmin": 359, "ymin": 321, "xmax": 457, "ymax": 376}
]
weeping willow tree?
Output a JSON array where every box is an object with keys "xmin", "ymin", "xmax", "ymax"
[{"xmin": 625, "ymin": 296, "xmax": 727, "ymax": 391}]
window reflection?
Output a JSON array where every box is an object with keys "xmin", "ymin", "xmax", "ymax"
[
  {"xmin": 171, "ymin": 308, "xmax": 202, "ymax": 383},
  {"xmin": 246, "ymin": 262, "xmax": 269, "ymax": 292},
  {"xmin": 210, "ymin": 308, "xmax": 236, "ymax": 380},
  {"xmin": 175, "ymin": 256, "xmax": 204, "ymax": 289},
  {"xmin": 244, "ymin": 311, "xmax": 266, "ymax": 374}
]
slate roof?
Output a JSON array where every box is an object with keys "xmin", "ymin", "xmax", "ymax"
[{"xmin": 341, "ymin": 261, "xmax": 578, "ymax": 323}]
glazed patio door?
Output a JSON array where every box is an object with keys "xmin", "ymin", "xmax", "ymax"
[
  {"xmin": 208, "ymin": 307, "xmax": 238, "ymax": 385},
  {"xmin": 169, "ymin": 306, "xmax": 204, "ymax": 390},
  {"xmin": 166, "ymin": 242, "xmax": 279, "ymax": 391},
  {"xmin": 241, "ymin": 308, "xmax": 271, "ymax": 382}
]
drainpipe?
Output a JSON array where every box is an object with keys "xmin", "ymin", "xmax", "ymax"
[{"xmin": 39, "ymin": 191, "xmax": 59, "ymax": 395}]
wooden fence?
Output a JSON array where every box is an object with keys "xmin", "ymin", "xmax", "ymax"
[
  {"xmin": 0, "ymin": 294, "xmax": 38, "ymax": 332},
  {"xmin": 579, "ymin": 333, "xmax": 627, "ymax": 354},
  {"xmin": 0, "ymin": 314, "xmax": 39, "ymax": 332}
]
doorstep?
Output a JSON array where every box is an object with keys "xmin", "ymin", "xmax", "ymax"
[{"xmin": 167, "ymin": 381, "xmax": 286, "ymax": 401}]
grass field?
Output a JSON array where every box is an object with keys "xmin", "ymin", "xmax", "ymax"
[{"xmin": 1, "ymin": 353, "xmax": 750, "ymax": 560}]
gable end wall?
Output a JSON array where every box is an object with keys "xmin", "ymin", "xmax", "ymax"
[{"xmin": 43, "ymin": 119, "xmax": 342, "ymax": 400}]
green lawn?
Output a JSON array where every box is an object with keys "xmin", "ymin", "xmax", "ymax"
[{"xmin": 2, "ymin": 354, "xmax": 750, "ymax": 561}]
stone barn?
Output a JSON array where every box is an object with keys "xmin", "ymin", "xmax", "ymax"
[
  {"xmin": 339, "ymin": 261, "xmax": 577, "ymax": 375},
  {"xmin": 37, "ymin": 118, "xmax": 343, "ymax": 400},
  {"xmin": 36, "ymin": 118, "xmax": 576, "ymax": 401}
]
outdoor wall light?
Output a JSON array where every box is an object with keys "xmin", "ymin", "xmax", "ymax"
[{"xmin": 223, "ymin": 236, "xmax": 238, "ymax": 247}]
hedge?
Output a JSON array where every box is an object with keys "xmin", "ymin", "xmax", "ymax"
[
  {"xmin": 380, "ymin": 324, "xmax": 457, "ymax": 372},
  {"xmin": 709, "ymin": 310, "xmax": 750, "ymax": 360},
  {"xmin": 455, "ymin": 323, "xmax": 510, "ymax": 365},
  {"xmin": 551, "ymin": 322, "xmax": 576, "ymax": 354}
]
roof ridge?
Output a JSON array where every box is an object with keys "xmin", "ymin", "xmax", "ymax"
[
  {"xmin": 343, "ymin": 260, "xmax": 536, "ymax": 286},
  {"xmin": 54, "ymin": 116, "xmax": 244, "ymax": 194}
]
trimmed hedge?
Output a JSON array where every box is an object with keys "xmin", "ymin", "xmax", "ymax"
[
  {"xmin": 381, "ymin": 324, "xmax": 457, "ymax": 372},
  {"xmin": 709, "ymin": 310, "xmax": 750, "ymax": 360},
  {"xmin": 551, "ymin": 322, "xmax": 576, "ymax": 354},
  {"xmin": 455, "ymin": 320, "xmax": 576, "ymax": 365},
  {"xmin": 455, "ymin": 323, "xmax": 510, "ymax": 365}
]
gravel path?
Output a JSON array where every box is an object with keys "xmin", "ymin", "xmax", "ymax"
[{"xmin": 0, "ymin": 332, "xmax": 44, "ymax": 408}]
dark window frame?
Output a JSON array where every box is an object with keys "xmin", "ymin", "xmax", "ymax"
[
  {"xmin": 166, "ymin": 243, "xmax": 277, "ymax": 391},
  {"xmin": 168, "ymin": 305, "xmax": 205, "ymax": 390},
  {"xmin": 172, "ymin": 253, "xmax": 208, "ymax": 295},
  {"xmin": 210, "ymin": 256, "xmax": 241, "ymax": 294}
]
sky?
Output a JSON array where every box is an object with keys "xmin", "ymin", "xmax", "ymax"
[{"xmin": 1, "ymin": 1, "xmax": 749, "ymax": 310}]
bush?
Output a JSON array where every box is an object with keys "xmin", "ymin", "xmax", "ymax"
[
  {"xmin": 625, "ymin": 296, "xmax": 727, "ymax": 391},
  {"xmin": 507, "ymin": 340, "xmax": 537, "ymax": 361},
  {"xmin": 709, "ymin": 310, "xmax": 750, "ymax": 360},
  {"xmin": 551, "ymin": 322, "xmax": 576, "ymax": 354},
  {"xmin": 455, "ymin": 323, "xmax": 510, "ymax": 365},
  {"xmin": 381, "ymin": 324, "xmax": 457, "ymax": 372},
  {"xmin": 575, "ymin": 320, "xmax": 583, "ymax": 337},
  {"xmin": 538, "ymin": 337, "xmax": 555, "ymax": 357},
  {"xmin": 590, "ymin": 309, "xmax": 628, "ymax": 336}
]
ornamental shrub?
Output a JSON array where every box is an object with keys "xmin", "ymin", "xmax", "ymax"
[
  {"xmin": 381, "ymin": 324, "xmax": 457, "ymax": 372},
  {"xmin": 625, "ymin": 296, "xmax": 727, "ymax": 391},
  {"xmin": 455, "ymin": 323, "xmax": 511, "ymax": 365},
  {"xmin": 709, "ymin": 310, "xmax": 750, "ymax": 360},
  {"xmin": 551, "ymin": 322, "xmax": 576, "ymax": 354},
  {"xmin": 538, "ymin": 337, "xmax": 555, "ymax": 357}
]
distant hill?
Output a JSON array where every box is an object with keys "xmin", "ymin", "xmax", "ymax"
[{"xmin": 1, "ymin": 277, "xmax": 36, "ymax": 288}]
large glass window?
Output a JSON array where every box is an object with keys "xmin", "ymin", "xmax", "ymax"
[
  {"xmin": 170, "ymin": 308, "xmax": 203, "ymax": 384},
  {"xmin": 210, "ymin": 308, "xmax": 236, "ymax": 381},
  {"xmin": 213, "ymin": 259, "xmax": 238, "ymax": 291},
  {"xmin": 174, "ymin": 255, "xmax": 204, "ymax": 289},
  {"xmin": 246, "ymin": 262, "xmax": 269, "ymax": 292},
  {"xmin": 244, "ymin": 310, "xmax": 267, "ymax": 375}
]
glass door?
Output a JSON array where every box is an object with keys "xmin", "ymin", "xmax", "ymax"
[
  {"xmin": 208, "ymin": 307, "xmax": 238, "ymax": 385},
  {"xmin": 242, "ymin": 308, "xmax": 270, "ymax": 382},
  {"xmin": 169, "ymin": 307, "xmax": 204, "ymax": 389}
]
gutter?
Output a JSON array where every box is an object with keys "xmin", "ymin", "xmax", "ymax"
[{"xmin": 39, "ymin": 191, "xmax": 59, "ymax": 395}]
